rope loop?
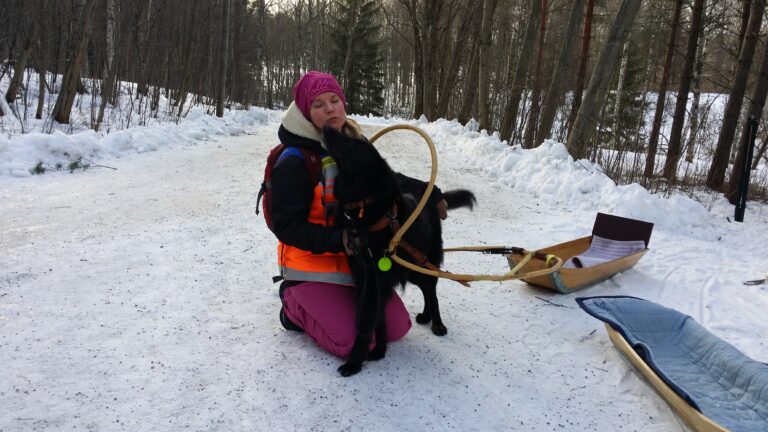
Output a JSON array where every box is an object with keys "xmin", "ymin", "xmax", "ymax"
[{"xmin": 369, "ymin": 124, "xmax": 563, "ymax": 283}]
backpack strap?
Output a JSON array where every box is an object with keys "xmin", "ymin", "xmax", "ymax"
[
  {"xmin": 276, "ymin": 146, "xmax": 322, "ymax": 185},
  {"xmin": 257, "ymin": 145, "xmax": 323, "ymax": 214},
  {"xmin": 275, "ymin": 146, "xmax": 303, "ymax": 165}
]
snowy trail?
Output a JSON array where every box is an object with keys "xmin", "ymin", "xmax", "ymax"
[{"xmin": 2, "ymin": 122, "xmax": 767, "ymax": 431}]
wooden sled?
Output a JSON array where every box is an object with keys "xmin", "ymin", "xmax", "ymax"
[
  {"xmin": 605, "ymin": 324, "xmax": 727, "ymax": 432},
  {"xmin": 507, "ymin": 213, "xmax": 653, "ymax": 293}
]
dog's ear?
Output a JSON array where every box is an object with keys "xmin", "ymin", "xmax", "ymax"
[
  {"xmin": 321, "ymin": 126, "xmax": 374, "ymax": 168},
  {"xmin": 321, "ymin": 126, "xmax": 360, "ymax": 148}
]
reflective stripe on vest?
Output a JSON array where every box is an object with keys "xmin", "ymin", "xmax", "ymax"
[
  {"xmin": 277, "ymin": 162, "xmax": 353, "ymax": 286},
  {"xmin": 280, "ymin": 265, "xmax": 354, "ymax": 285}
]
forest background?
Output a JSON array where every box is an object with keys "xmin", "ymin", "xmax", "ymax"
[{"xmin": 2, "ymin": 0, "xmax": 768, "ymax": 206}]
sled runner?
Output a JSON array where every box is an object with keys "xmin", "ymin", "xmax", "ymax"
[
  {"xmin": 506, "ymin": 212, "xmax": 653, "ymax": 293},
  {"xmin": 743, "ymin": 272, "xmax": 768, "ymax": 285},
  {"xmin": 578, "ymin": 296, "xmax": 768, "ymax": 432}
]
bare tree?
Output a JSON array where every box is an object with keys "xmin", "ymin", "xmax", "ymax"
[
  {"xmin": 95, "ymin": 0, "xmax": 117, "ymax": 130},
  {"xmin": 477, "ymin": 0, "xmax": 497, "ymax": 131},
  {"xmin": 5, "ymin": 1, "xmax": 38, "ymax": 105},
  {"xmin": 434, "ymin": 1, "xmax": 478, "ymax": 119},
  {"xmin": 566, "ymin": 0, "xmax": 642, "ymax": 160},
  {"xmin": 135, "ymin": 0, "xmax": 154, "ymax": 97},
  {"xmin": 643, "ymin": 0, "xmax": 682, "ymax": 177},
  {"xmin": 522, "ymin": 0, "xmax": 548, "ymax": 149},
  {"xmin": 397, "ymin": 0, "xmax": 424, "ymax": 118},
  {"xmin": 736, "ymin": 0, "xmax": 751, "ymax": 65},
  {"xmin": 535, "ymin": 0, "xmax": 586, "ymax": 146},
  {"xmin": 565, "ymin": 0, "xmax": 595, "ymax": 137},
  {"xmin": 217, "ymin": 0, "xmax": 231, "ymax": 117},
  {"xmin": 499, "ymin": 0, "xmax": 541, "ymax": 143},
  {"xmin": 340, "ymin": 3, "xmax": 360, "ymax": 90},
  {"xmin": 684, "ymin": 10, "xmax": 709, "ymax": 164},
  {"xmin": 705, "ymin": 0, "xmax": 765, "ymax": 189},
  {"xmin": 423, "ymin": 0, "xmax": 453, "ymax": 120},
  {"xmin": 34, "ymin": 0, "xmax": 50, "ymax": 120},
  {"xmin": 611, "ymin": 40, "xmax": 630, "ymax": 148},
  {"xmin": 662, "ymin": 0, "xmax": 705, "ymax": 182},
  {"xmin": 458, "ymin": 29, "xmax": 480, "ymax": 125},
  {"xmin": 51, "ymin": 0, "xmax": 98, "ymax": 125},
  {"xmin": 753, "ymin": 130, "xmax": 768, "ymax": 171},
  {"xmin": 725, "ymin": 27, "xmax": 768, "ymax": 203}
]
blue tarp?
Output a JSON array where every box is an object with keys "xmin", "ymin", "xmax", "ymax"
[{"xmin": 577, "ymin": 296, "xmax": 768, "ymax": 432}]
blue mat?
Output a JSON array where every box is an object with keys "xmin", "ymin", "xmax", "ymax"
[{"xmin": 577, "ymin": 296, "xmax": 768, "ymax": 432}]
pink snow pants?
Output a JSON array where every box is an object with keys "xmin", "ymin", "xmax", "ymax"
[{"xmin": 281, "ymin": 282, "xmax": 412, "ymax": 358}]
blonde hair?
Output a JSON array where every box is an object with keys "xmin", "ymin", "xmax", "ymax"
[
  {"xmin": 309, "ymin": 117, "xmax": 366, "ymax": 141},
  {"xmin": 341, "ymin": 118, "xmax": 365, "ymax": 140}
]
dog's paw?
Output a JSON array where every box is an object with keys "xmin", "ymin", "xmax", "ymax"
[
  {"xmin": 431, "ymin": 323, "xmax": 448, "ymax": 336},
  {"xmin": 415, "ymin": 312, "xmax": 431, "ymax": 324},
  {"xmin": 367, "ymin": 343, "xmax": 387, "ymax": 361},
  {"xmin": 338, "ymin": 362, "xmax": 363, "ymax": 377}
]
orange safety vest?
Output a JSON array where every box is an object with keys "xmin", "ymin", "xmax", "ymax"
[{"xmin": 277, "ymin": 155, "xmax": 354, "ymax": 286}]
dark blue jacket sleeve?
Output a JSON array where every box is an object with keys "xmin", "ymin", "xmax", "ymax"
[{"xmin": 270, "ymin": 156, "xmax": 345, "ymax": 254}]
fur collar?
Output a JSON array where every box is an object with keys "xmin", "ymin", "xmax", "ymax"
[{"xmin": 281, "ymin": 102, "xmax": 321, "ymax": 143}]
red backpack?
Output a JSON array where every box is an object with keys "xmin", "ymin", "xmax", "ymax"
[{"xmin": 256, "ymin": 144, "xmax": 322, "ymax": 232}]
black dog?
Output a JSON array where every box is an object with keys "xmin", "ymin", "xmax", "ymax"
[{"xmin": 322, "ymin": 126, "xmax": 476, "ymax": 377}]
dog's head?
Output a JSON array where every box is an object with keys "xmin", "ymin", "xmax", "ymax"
[
  {"xmin": 321, "ymin": 126, "xmax": 382, "ymax": 176},
  {"xmin": 321, "ymin": 126, "xmax": 400, "ymax": 228}
]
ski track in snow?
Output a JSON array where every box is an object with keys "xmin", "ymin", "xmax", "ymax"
[{"xmin": 1, "ymin": 121, "xmax": 767, "ymax": 431}]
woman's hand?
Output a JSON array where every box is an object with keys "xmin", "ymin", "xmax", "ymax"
[{"xmin": 342, "ymin": 228, "xmax": 367, "ymax": 255}]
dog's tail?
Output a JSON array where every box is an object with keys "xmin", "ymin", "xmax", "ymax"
[{"xmin": 442, "ymin": 189, "xmax": 476, "ymax": 210}]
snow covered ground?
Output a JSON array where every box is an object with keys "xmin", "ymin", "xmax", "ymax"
[{"xmin": 2, "ymin": 109, "xmax": 768, "ymax": 431}]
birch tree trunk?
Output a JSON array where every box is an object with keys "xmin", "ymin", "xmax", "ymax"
[
  {"xmin": 612, "ymin": 41, "xmax": 630, "ymax": 148},
  {"xmin": 662, "ymin": 0, "xmax": 705, "ymax": 182},
  {"xmin": 566, "ymin": 0, "xmax": 642, "ymax": 160},
  {"xmin": 536, "ymin": 0, "xmax": 586, "ymax": 146},
  {"xmin": 705, "ymin": 0, "xmax": 765, "ymax": 189},
  {"xmin": 255, "ymin": 0, "xmax": 266, "ymax": 105},
  {"xmin": 499, "ymin": 0, "xmax": 541, "ymax": 143},
  {"xmin": 684, "ymin": 23, "xmax": 707, "ymax": 163}
]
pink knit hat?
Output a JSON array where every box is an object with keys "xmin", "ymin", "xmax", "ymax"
[{"xmin": 292, "ymin": 71, "xmax": 347, "ymax": 120}]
